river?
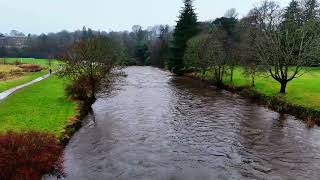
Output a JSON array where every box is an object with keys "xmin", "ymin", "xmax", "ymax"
[{"xmin": 60, "ymin": 66, "xmax": 320, "ymax": 180}]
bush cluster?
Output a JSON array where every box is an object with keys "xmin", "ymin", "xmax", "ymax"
[
  {"xmin": 65, "ymin": 75, "xmax": 99, "ymax": 102},
  {"xmin": 0, "ymin": 131, "xmax": 62, "ymax": 180},
  {"xmin": 18, "ymin": 64, "xmax": 43, "ymax": 72}
]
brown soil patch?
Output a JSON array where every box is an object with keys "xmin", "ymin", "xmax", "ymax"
[{"xmin": 18, "ymin": 64, "xmax": 43, "ymax": 72}]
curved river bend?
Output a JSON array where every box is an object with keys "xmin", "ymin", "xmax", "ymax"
[{"xmin": 61, "ymin": 67, "xmax": 320, "ymax": 180}]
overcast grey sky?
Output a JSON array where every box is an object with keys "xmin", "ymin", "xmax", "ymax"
[{"xmin": 1, "ymin": 0, "xmax": 291, "ymax": 34}]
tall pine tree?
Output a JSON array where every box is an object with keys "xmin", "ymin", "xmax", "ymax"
[
  {"xmin": 169, "ymin": 0, "xmax": 199, "ymax": 75},
  {"xmin": 303, "ymin": 0, "xmax": 319, "ymax": 21},
  {"xmin": 282, "ymin": 0, "xmax": 303, "ymax": 31}
]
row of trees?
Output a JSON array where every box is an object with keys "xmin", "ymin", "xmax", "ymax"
[
  {"xmin": 106, "ymin": 25, "xmax": 172, "ymax": 67},
  {"xmin": 0, "ymin": 27, "xmax": 104, "ymax": 59},
  {"xmin": 2, "ymin": 0, "xmax": 320, "ymax": 94},
  {"xmin": 169, "ymin": 0, "xmax": 320, "ymax": 93},
  {"xmin": 0, "ymin": 26, "xmax": 173, "ymax": 67}
]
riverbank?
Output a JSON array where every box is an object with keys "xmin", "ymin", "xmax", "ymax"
[
  {"xmin": 58, "ymin": 66, "xmax": 320, "ymax": 180},
  {"xmin": 187, "ymin": 68, "xmax": 320, "ymax": 126}
]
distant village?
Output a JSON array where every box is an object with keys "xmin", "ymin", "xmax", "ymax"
[{"xmin": 0, "ymin": 31, "xmax": 28, "ymax": 49}]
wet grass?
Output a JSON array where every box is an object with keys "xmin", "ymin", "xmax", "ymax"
[
  {"xmin": 0, "ymin": 58, "xmax": 61, "ymax": 66},
  {"xmin": 0, "ymin": 76, "xmax": 77, "ymax": 136},
  {"xmin": 0, "ymin": 58, "xmax": 62, "ymax": 92},
  {"xmin": 0, "ymin": 70, "xmax": 48, "ymax": 92},
  {"xmin": 195, "ymin": 67, "xmax": 320, "ymax": 111}
]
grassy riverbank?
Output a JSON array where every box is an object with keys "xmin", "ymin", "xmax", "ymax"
[
  {"xmin": 194, "ymin": 67, "xmax": 320, "ymax": 111},
  {"xmin": 0, "ymin": 76, "xmax": 77, "ymax": 136}
]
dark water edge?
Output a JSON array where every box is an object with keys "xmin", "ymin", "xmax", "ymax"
[
  {"xmin": 185, "ymin": 73, "xmax": 320, "ymax": 127},
  {"xmin": 45, "ymin": 67, "xmax": 320, "ymax": 180}
]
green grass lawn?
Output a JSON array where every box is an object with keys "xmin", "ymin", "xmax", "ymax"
[
  {"xmin": 0, "ymin": 76, "xmax": 77, "ymax": 136},
  {"xmin": 0, "ymin": 58, "xmax": 62, "ymax": 92},
  {"xmin": 0, "ymin": 58, "xmax": 61, "ymax": 66},
  {"xmin": 195, "ymin": 67, "xmax": 320, "ymax": 111},
  {"xmin": 0, "ymin": 70, "xmax": 48, "ymax": 92}
]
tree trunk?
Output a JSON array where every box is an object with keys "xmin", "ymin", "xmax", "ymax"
[
  {"xmin": 90, "ymin": 77, "xmax": 96, "ymax": 103},
  {"xmin": 280, "ymin": 81, "xmax": 287, "ymax": 94},
  {"xmin": 230, "ymin": 66, "xmax": 234, "ymax": 83},
  {"xmin": 90, "ymin": 64, "xmax": 96, "ymax": 104},
  {"xmin": 216, "ymin": 80, "xmax": 223, "ymax": 89},
  {"xmin": 201, "ymin": 70, "xmax": 205, "ymax": 80},
  {"xmin": 252, "ymin": 75, "xmax": 255, "ymax": 87}
]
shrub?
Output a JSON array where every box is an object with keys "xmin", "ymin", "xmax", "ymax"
[
  {"xmin": 18, "ymin": 64, "xmax": 43, "ymax": 72},
  {"xmin": 0, "ymin": 72, "xmax": 5, "ymax": 79},
  {"xmin": 0, "ymin": 131, "xmax": 62, "ymax": 180},
  {"xmin": 65, "ymin": 75, "xmax": 97, "ymax": 101}
]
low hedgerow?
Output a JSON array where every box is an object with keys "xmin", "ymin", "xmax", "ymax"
[{"xmin": 0, "ymin": 131, "xmax": 62, "ymax": 180}]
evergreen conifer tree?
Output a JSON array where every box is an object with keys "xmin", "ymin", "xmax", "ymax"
[{"xmin": 169, "ymin": 0, "xmax": 199, "ymax": 75}]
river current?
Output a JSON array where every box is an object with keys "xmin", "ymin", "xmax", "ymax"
[{"xmin": 59, "ymin": 67, "xmax": 320, "ymax": 180}]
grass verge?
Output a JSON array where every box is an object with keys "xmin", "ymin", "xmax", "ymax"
[
  {"xmin": 0, "ymin": 76, "xmax": 77, "ymax": 137},
  {"xmin": 0, "ymin": 58, "xmax": 61, "ymax": 66},
  {"xmin": 194, "ymin": 67, "xmax": 320, "ymax": 111},
  {"xmin": 191, "ymin": 67, "xmax": 320, "ymax": 126}
]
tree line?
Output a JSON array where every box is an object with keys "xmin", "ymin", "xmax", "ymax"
[
  {"xmin": 168, "ymin": 0, "xmax": 320, "ymax": 93},
  {"xmin": 0, "ymin": 26, "xmax": 173, "ymax": 67},
  {"xmin": 1, "ymin": 0, "xmax": 320, "ymax": 95}
]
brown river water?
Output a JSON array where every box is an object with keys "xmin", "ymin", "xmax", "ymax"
[{"xmin": 57, "ymin": 66, "xmax": 320, "ymax": 180}]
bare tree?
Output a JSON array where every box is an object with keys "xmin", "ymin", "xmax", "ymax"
[
  {"xmin": 184, "ymin": 34, "xmax": 211, "ymax": 76},
  {"xmin": 224, "ymin": 8, "xmax": 239, "ymax": 18},
  {"xmin": 253, "ymin": 0, "xmax": 320, "ymax": 93},
  {"xmin": 61, "ymin": 36, "xmax": 121, "ymax": 102},
  {"xmin": 201, "ymin": 30, "xmax": 229, "ymax": 88},
  {"xmin": 239, "ymin": 15, "xmax": 262, "ymax": 87},
  {"xmin": 257, "ymin": 24, "xmax": 320, "ymax": 93}
]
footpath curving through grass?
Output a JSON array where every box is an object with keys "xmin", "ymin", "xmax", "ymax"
[
  {"xmin": 0, "ymin": 58, "xmax": 62, "ymax": 92},
  {"xmin": 0, "ymin": 75, "xmax": 77, "ymax": 136},
  {"xmin": 0, "ymin": 70, "xmax": 48, "ymax": 92},
  {"xmin": 195, "ymin": 67, "xmax": 320, "ymax": 111}
]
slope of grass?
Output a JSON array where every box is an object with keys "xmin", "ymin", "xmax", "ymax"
[
  {"xmin": 0, "ymin": 76, "xmax": 77, "ymax": 136},
  {"xmin": 195, "ymin": 67, "xmax": 320, "ymax": 111}
]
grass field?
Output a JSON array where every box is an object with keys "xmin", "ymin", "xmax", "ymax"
[
  {"xmin": 195, "ymin": 67, "xmax": 320, "ymax": 111},
  {"xmin": 0, "ymin": 58, "xmax": 61, "ymax": 66},
  {"xmin": 0, "ymin": 76, "xmax": 77, "ymax": 136},
  {"xmin": 0, "ymin": 70, "xmax": 48, "ymax": 92},
  {"xmin": 0, "ymin": 58, "xmax": 61, "ymax": 92},
  {"xmin": 0, "ymin": 64, "xmax": 22, "ymax": 73}
]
